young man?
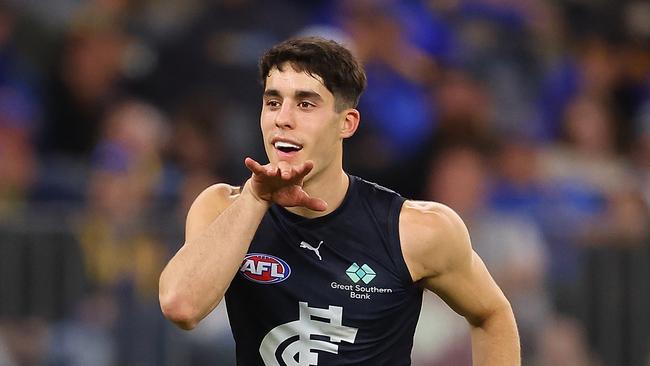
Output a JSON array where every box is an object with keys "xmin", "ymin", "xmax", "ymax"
[{"xmin": 159, "ymin": 37, "xmax": 520, "ymax": 365}]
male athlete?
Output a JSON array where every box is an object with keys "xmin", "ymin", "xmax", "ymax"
[{"xmin": 159, "ymin": 37, "xmax": 520, "ymax": 365}]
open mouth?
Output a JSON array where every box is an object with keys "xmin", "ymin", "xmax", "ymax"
[{"xmin": 274, "ymin": 141, "xmax": 303, "ymax": 153}]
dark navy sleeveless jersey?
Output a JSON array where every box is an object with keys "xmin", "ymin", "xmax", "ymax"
[{"xmin": 225, "ymin": 175, "xmax": 423, "ymax": 366}]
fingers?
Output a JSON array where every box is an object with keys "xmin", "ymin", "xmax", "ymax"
[
  {"xmin": 246, "ymin": 159, "xmax": 325, "ymax": 211},
  {"xmin": 295, "ymin": 160, "xmax": 314, "ymax": 180},
  {"xmin": 297, "ymin": 188, "xmax": 327, "ymax": 212},
  {"xmin": 277, "ymin": 161, "xmax": 293, "ymax": 179},
  {"xmin": 280, "ymin": 193, "xmax": 327, "ymax": 212},
  {"xmin": 276, "ymin": 161, "xmax": 312, "ymax": 181},
  {"xmin": 246, "ymin": 158, "xmax": 315, "ymax": 182},
  {"xmin": 244, "ymin": 157, "xmax": 266, "ymax": 175},
  {"xmin": 245, "ymin": 158, "xmax": 282, "ymax": 178},
  {"xmin": 303, "ymin": 196, "xmax": 328, "ymax": 212}
]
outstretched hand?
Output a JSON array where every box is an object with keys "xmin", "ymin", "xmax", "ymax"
[{"xmin": 244, "ymin": 157, "xmax": 328, "ymax": 212}]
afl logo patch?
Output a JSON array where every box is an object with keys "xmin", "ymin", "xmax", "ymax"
[{"xmin": 239, "ymin": 253, "xmax": 291, "ymax": 284}]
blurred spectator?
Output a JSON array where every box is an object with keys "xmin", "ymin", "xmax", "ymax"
[
  {"xmin": 0, "ymin": 90, "xmax": 38, "ymax": 217},
  {"xmin": 409, "ymin": 68, "xmax": 498, "ymax": 198},
  {"xmin": 40, "ymin": 7, "xmax": 129, "ymax": 159},
  {"xmin": 0, "ymin": 318, "xmax": 49, "ymax": 366},
  {"xmin": 633, "ymin": 100, "xmax": 650, "ymax": 207},
  {"xmin": 88, "ymin": 100, "xmax": 164, "ymax": 207},
  {"xmin": 0, "ymin": 1, "xmax": 40, "ymax": 216},
  {"xmin": 167, "ymin": 93, "xmax": 225, "ymax": 214},
  {"xmin": 613, "ymin": 38, "xmax": 650, "ymax": 151},
  {"xmin": 46, "ymin": 293, "xmax": 117, "ymax": 366},
  {"xmin": 452, "ymin": 0, "xmax": 542, "ymax": 136},
  {"xmin": 535, "ymin": 35, "xmax": 623, "ymax": 142},
  {"xmin": 540, "ymin": 94, "xmax": 631, "ymax": 198},
  {"xmin": 537, "ymin": 316, "xmax": 594, "ymax": 366},
  {"xmin": 429, "ymin": 69, "xmax": 496, "ymax": 152},
  {"xmin": 538, "ymin": 95, "xmax": 634, "ymax": 313},
  {"xmin": 489, "ymin": 137, "xmax": 547, "ymax": 222},
  {"xmin": 62, "ymin": 99, "xmax": 174, "ymax": 366}
]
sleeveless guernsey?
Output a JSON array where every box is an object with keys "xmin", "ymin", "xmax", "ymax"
[{"xmin": 225, "ymin": 175, "xmax": 423, "ymax": 365}]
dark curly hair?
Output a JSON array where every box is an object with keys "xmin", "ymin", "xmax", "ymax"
[{"xmin": 259, "ymin": 37, "xmax": 367, "ymax": 112}]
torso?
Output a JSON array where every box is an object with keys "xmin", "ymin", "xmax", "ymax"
[{"xmin": 225, "ymin": 175, "xmax": 423, "ymax": 366}]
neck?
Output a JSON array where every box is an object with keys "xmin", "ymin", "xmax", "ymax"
[{"xmin": 287, "ymin": 165, "xmax": 349, "ymax": 219}]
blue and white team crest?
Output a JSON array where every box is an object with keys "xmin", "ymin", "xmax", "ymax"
[{"xmin": 239, "ymin": 253, "xmax": 291, "ymax": 284}]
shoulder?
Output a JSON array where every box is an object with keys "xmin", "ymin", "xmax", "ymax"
[
  {"xmin": 350, "ymin": 175, "xmax": 403, "ymax": 212},
  {"xmin": 195, "ymin": 183, "xmax": 240, "ymax": 204},
  {"xmin": 399, "ymin": 200, "xmax": 472, "ymax": 282},
  {"xmin": 189, "ymin": 183, "xmax": 240, "ymax": 213},
  {"xmin": 185, "ymin": 183, "xmax": 241, "ymax": 241},
  {"xmin": 351, "ymin": 175, "xmax": 400, "ymax": 198}
]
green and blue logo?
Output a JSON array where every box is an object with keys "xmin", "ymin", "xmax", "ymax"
[{"xmin": 346, "ymin": 263, "xmax": 376, "ymax": 284}]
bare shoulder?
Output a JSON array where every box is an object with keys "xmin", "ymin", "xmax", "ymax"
[
  {"xmin": 399, "ymin": 200, "xmax": 472, "ymax": 282},
  {"xmin": 191, "ymin": 183, "xmax": 241, "ymax": 210},
  {"xmin": 185, "ymin": 183, "xmax": 241, "ymax": 242}
]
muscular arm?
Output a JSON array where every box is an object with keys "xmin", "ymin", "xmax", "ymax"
[
  {"xmin": 159, "ymin": 182, "xmax": 269, "ymax": 330},
  {"xmin": 159, "ymin": 158, "xmax": 325, "ymax": 330},
  {"xmin": 400, "ymin": 201, "xmax": 520, "ymax": 365}
]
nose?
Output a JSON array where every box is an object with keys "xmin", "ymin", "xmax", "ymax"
[{"xmin": 274, "ymin": 103, "xmax": 295, "ymax": 129}]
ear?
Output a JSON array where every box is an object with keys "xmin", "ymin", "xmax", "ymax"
[{"xmin": 340, "ymin": 109, "xmax": 360, "ymax": 139}]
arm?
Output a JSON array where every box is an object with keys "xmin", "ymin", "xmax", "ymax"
[
  {"xmin": 159, "ymin": 158, "xmax": 325, "ymax": 330},
  {"xmin": 400, "ymin": 201, "xmax": 520, "ymax": 365},
  {"xmin": 158, "ymin": 181, "xmax": 269, "ymax": 330}
]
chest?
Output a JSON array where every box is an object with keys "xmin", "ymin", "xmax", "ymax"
[{"xmin": 230, "ymin": 214, "xmax": 412, "ymax": 317}]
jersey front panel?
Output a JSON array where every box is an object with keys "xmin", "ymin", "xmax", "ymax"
[{"xmin": 225, "ymin": 176, "xmax": 423, "ymax": 366}]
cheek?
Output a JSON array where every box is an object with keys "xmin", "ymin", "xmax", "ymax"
[
  {"xmin": 260, "ymin": 115, "xmax": 274, "ymax": 137},
  {"xmin": 310, "ymin": 122, "xmax": 340, "ymax": 152},
  {"xmin": 260, "ymin": 113, "xmax": 269, "ymax": 129}
]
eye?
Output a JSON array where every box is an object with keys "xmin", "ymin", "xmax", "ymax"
[
  {"xmin": 298, "ymin": 101, "xmax": 314, "ymax": 109},
  {"xmin": 265, "ymin": 100, "xmax": 281, "ymax": 109}
]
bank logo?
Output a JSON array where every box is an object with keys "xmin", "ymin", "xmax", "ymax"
[
  {"xmin": 346, "ymin": 263, "xmax": 376, "ymax": 284},
  {"xmin": 239, "ymin": 253, "xmax": 291, "ymax": 284},
  {"xmin": 259, "ymin": 302, "xmax": 358, "ymax": 365}
]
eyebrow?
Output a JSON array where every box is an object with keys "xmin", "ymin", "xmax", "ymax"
[
  {"xmin": 295, "ymin": 90, "xmax": 323, "ymax": 102},
  {"xmin": 263, "ymin": 89, "xmax": 281, "ymax": 98},
  {"xmin": 263, "ymin": 89, "xmax": 323, "ymax": 102}
]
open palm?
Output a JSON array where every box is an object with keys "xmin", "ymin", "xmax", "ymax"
[{"xmin": 244, "ymin": 158, "xmax": 327, "ymax": 211}]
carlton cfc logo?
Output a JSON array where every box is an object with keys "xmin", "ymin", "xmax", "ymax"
[{"xmin": 239, "ymin": 253, "xmax": 291, "ymax": 284}]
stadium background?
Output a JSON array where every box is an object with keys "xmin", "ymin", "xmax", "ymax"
[{"xmin": 0, "ymin": 0, "xmax": 649, "ymax": 365}]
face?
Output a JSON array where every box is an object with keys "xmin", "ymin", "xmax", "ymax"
[{"xmin": 261, "ymin": 63, "xmax": 358, "ymax": 178}]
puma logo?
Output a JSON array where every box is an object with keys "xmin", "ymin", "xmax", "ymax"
[{"xmin": 299, "ymin": 241, "xmax": 323, "ymax": 261}]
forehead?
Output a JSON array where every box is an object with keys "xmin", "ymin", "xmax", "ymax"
[{"xmin": 265, "ymin": 64, "xmax": 332, "ymax": 98}]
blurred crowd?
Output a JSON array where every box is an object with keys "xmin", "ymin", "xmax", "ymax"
[{"xmin": 0, "ymin": 0, "xmax": 649, "ymax": 365}]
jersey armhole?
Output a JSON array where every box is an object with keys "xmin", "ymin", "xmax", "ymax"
[{"xmin": 387, "ymin": 196, "xmax": 416, "ymax": 287}]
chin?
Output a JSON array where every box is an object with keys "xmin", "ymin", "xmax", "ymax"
[{"xmin": 272, "ymin": 151, "xmax": 305, "ymax": 164}]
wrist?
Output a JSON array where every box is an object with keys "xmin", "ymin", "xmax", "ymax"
[{"xmin": 242, "ymin": 179, "xmax": 272, "ymax": 209}]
